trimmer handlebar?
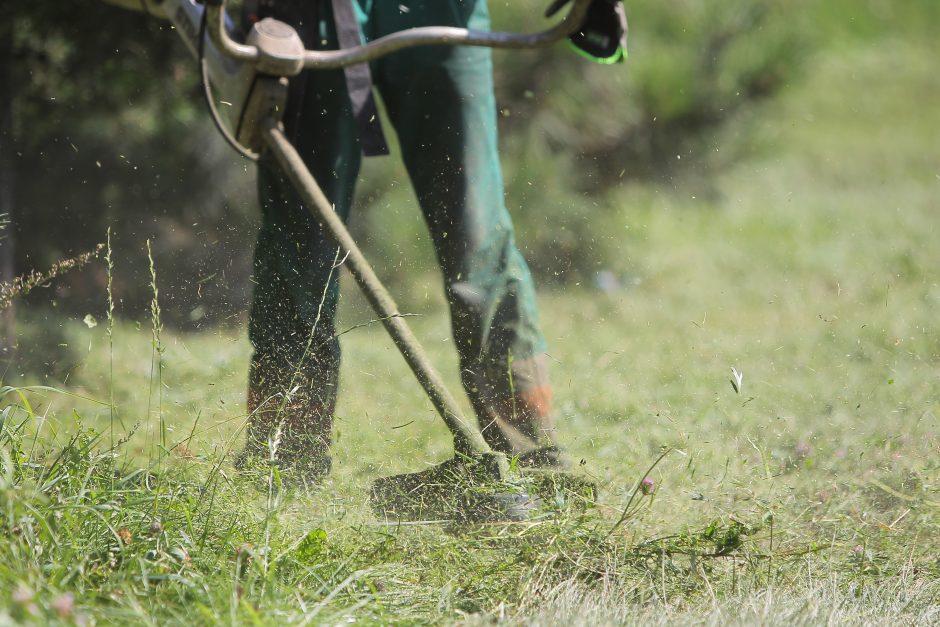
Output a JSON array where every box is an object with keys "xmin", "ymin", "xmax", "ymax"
[
  {"xmin": 204, "ymin": 0, "xmax": 593, "ymax": 74},
  {"xmin": 104, "ymin": 0, "xmax": 594, "ymax": 152}
]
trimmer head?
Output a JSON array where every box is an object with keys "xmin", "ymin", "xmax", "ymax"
[{"xmin": 370, "ymin": 452, "xmax": 597, "ymax": 523}]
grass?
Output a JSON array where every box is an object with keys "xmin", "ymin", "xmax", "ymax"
[{"xmin": 2, "ymin": 31, "xmax": 939, "ymax": 625}]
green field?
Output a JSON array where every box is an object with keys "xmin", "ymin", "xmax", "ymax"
[{"xmin": 2, "ymin": 26, "xmax": 939, "ymax": 626}]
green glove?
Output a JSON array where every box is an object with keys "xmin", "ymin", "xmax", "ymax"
[{"xmin": 545, "ymin": 0, "xmax": 628, "ymax": 64}]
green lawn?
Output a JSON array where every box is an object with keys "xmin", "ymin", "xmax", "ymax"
[{"xmin": 2, "ymin": 33, "xmax": 938, "ymax": 625}]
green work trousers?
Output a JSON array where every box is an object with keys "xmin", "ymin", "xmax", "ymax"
[{"xmin": 249, "ymin": 0, "xmax": 548, "ymax": 426}]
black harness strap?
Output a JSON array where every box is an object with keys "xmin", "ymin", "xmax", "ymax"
[{"xmin": 330, "ymin": 0, "xmax": 389, "ymax": 156}]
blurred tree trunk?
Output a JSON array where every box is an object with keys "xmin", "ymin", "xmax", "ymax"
[{"xmin": 0, "ymin": 20, "xmax": 16, "ymax": 361}]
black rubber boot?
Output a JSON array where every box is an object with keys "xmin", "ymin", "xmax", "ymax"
[{"xmin": 235, "ymin": 353, "xmax": 336, "ymax": 488}]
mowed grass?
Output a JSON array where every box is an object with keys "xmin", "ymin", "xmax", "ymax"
[{"xmin": 3, "ymin": 36, "xmax": 939, "ymax": 624}]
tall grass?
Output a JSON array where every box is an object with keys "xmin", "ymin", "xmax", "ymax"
[
  {"xmin": 106, "ymin": 228, "xmax": 118, "ymax": 455},
  {"xmin": 146, "ymin": 239, "xmax": 165, "ymax": 461},
  {"xmin": 0, "ymin": 383, "xmax": 382, "ymax": 623},
  {"xmin": 0, "ymin": 244, "xmax": 104, "ymax": 312}
]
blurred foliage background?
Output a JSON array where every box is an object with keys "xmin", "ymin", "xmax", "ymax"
[{"xmin": 2, "ymin": 0, "xmax": 937, "ymax": 332}]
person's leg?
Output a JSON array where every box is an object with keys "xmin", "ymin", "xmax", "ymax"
[
  {"xmin": 372, "ymin": 0, "xmax": 562, "ymax": 465},
  {"xmin": 242, "ymin": 0, "xmax": 363, "ymax": 479}
]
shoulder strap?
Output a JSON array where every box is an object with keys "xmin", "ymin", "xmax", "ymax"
[{"xmin": 330, "ymin": 0, "xmax": 389, "ymax": 156}]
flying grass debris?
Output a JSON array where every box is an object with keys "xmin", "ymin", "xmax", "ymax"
[{"xmin": 730, "ymin": 367, "xmax": 743, "ymax": 394}]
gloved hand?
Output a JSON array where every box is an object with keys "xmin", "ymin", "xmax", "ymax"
[{"xmin": 545, "ymin": 0, "xmax": 627, "ymax": 64}]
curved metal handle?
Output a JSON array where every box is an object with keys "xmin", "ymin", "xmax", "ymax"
[{"xmin": 206, "ymin": 0, "xmax": 591, "ymax": 72}]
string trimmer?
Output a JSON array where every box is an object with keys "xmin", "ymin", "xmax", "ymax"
[{"xmin": 105, "ymin": 0, "xmax": 615, "ymax": 521}]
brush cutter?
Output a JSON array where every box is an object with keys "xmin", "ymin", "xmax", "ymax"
[{"xmin": 104, "ymin": 0, "xmax": 615, "ymax": 521}]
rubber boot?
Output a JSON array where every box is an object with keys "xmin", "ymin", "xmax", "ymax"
[
  {"xmin": 467, "ymin": 355, "xmax": 568, "ymax": 469},
  {"xmin": 236, "ymin": 353, "xmax": 335, "ymax": 486},
  {"xmin": 479, "ymin": 385, "xmax": 567, "ymax": 468}
]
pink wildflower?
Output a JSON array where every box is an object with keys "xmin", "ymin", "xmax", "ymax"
[{"xmin": 51, "ymin": 593, "xmax": 74, "ymax": 618}]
